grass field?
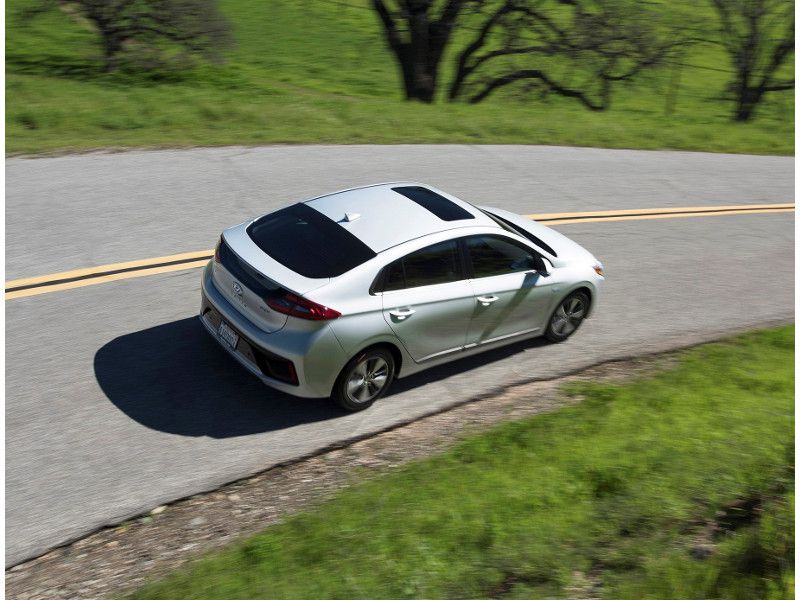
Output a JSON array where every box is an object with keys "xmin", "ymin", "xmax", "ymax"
[
  {"xmin": 5, "ymin": 0, "xmax": 794, "ymax": 155},
  {"xmin": 129, "ymin": 326, "xmax": 794, "ymax": 599}
]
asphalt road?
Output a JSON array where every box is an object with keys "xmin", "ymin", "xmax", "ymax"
[{"xmin": 5, "ymin": 145, "xmax": 795, "ymax": 567}]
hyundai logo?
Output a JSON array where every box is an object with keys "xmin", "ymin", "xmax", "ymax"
[{"xmin": 232, "ymin": 281, "xmax": 243, "ymax": 297}]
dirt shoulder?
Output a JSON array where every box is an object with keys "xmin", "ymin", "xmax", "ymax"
[{"xmin": 6, "ymin": 354, "xmax": 675, "ymax": 600}]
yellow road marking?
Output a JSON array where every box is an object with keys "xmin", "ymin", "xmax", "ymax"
[
  {"xmin": 532, "ymin": 207, "xmax": 795, "ymax": 225},
  {"xmin": 5, "ymin": 249, "xmax": 214, "ymax": 289},
  {"xmin": 6, "ymin": 203, "xmax": 794, "ymax": 301},
  {"xmin": 5, "ymin": 259, "xmax": 211, "ymax": 300},
  {"xmin": 525, "ymin": 202, "xmax": 794, "ymax": 221}
]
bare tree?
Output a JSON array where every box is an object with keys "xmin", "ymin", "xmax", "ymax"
[
  {"xmin": 24, "ymin": 0, "xmax": 232, "ymax": 73},
  {"xmin": 372, "ymin": 0, "xmax": 475, "ymax": 102},
  {"xmin": 449, "ymin": 0, "xmax": 679, "ymax": 109},
  {"xmin": 710, "ymin": 0, "xmax": 793, "ymax": 121}
]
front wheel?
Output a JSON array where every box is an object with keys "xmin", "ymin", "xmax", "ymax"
[
  {"xmin": 545, "ymin": 291, "xmax": 589, "ymax": 343},
  {"xmin": 332, "ymin": 348, "xmax": 395, "ymax": 411}
]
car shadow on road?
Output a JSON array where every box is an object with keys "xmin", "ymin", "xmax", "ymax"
[
  {"xmin": 95, "ymin": 317, "xmax": 551, "ymax": 439},
  {"xmin": 94, "ymin": 317, "xmax": 341, "ymax": 438}
]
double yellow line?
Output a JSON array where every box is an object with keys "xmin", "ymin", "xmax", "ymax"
[
  {"xmin": 5, "ymin": 203, "xmax": 793, "ymax": 301},
  {"xmin": 528, "ymin": 202, "xmax": 795, "ymax": 225},
  {"xmin": 5, "ymin": 250, "xmax": 214, "ymax": 301}
]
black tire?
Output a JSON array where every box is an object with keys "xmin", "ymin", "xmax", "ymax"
[
  {"xmin": 332, "ymin": 347, "xmax": 395, "ymax": 412},
  {"xmin": 545, "ymin": 290, "xmax": 590, "ymax": 343}
]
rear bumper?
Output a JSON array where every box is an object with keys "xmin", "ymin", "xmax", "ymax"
[{"xmin": 200, "ymin": 262, "xmax": 346, "ymax": 398}]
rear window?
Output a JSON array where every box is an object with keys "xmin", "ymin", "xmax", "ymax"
[{"xmin": 247, "ymin": 203, "xmax": 376, "ymax": 278}]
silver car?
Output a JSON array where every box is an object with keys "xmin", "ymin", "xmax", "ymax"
[{"xmin": 200, "ymin": 183, "xmax": 604, "ymax": 411}]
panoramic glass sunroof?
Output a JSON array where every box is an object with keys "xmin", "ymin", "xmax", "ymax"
[{"xmin": 392, "ymin": 186, "xmax": 475, "ymax": 221}]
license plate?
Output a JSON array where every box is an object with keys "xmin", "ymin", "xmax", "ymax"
[{"xmin": 218, "ymin": 321, "xmax": 239, "ymax": 349}]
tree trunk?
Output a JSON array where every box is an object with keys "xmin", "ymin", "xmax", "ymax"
[
  {"xmin": 734, "ymin": 87, "xmax": 761, "ymax": 121},
  {"xmin": 396, "ymin": 46, "xmax": 437, "ymax": 102},
  {"xmin": 101, "ymin": 32, "xmax": 122, "ymax": 73},
  {"xmin": 409, "ymin": 63, "xmax": 437, "ymax": 102},
  {"xmin": 390, "ymin": 26, "xmax": 442, "ymax": 101},
  {"xmin": 371, "ymin": 0, "xmax": 463, "ymax": 103},
  {"xmin": 408, "ymin": 9, "xmax": 435, "ymax": 102}
]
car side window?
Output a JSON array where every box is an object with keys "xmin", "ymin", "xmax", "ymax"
[
  {"xmin": 466, "ymin": 235, "xmax": 535, "ymax": 278},
  {"xmin": 381, "ymin": 240, "xmax": 462, "ymax": 291}
]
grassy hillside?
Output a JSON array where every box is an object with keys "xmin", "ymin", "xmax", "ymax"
[
  {"xmin": 129, "ymin": 327, "xmax": 794, "ymax": 599},
  {"xmin": 6, "ymin": 0, "xmax": 794, "ymax": 154}
]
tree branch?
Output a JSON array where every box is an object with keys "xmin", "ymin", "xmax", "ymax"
[
  {"xmin": 468, "ymin": 68, "xmax": 605, "ymax": 110},
  {"xmin": 762, "ymin": 79, "xmax": 794, "ymax": 91},
  {"xmin": 758, "ymin": 20, "xmax": 794, "ymax": 89},
  {"xmin": 434, "ymin": 0, "xmax": 469, "ymax": 35},
  {"xmin": 448, "ymin": 0, "xmax": 515, "ymax": 99},
  {"xmin": 372, "ymin": 0, "xmax": 405, "ymax": 53}
]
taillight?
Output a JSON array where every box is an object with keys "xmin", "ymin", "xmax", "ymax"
[
  {"xmin": 267, "ymin": 293, "xmax": 341, "ymax": 321},
  {"xmin": 213, "ymin": 237, "xmax": 222, "ymax": 264}
]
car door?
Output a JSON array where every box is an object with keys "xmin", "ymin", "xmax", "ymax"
[
  {"xmin": 379, "ymin": 239, "xmax": 475, "ymax": 362},
  {"xmin": 463, "ymin": 234, "xmax": 554, "ymax": 347}
]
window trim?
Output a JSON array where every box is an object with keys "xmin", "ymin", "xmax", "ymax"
[
  {"xmin": 369, "ymin": 268, "xmax": 386, "ymax": 295},
  {"xmin": 477, "ymin": 208, "xmax": 558, "ymax": 257}
]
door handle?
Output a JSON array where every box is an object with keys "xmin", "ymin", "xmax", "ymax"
[
  {"xmin": 389, "ymin": 308, "xmax": 416, "ymax": 320},
  {"xmin": 477, "ymin": 295, "xmax": 499, "ymax": 306}
]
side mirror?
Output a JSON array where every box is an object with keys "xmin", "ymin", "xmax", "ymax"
[{"xmin": 530, "ymin": 255, "xmax": 552, "ymax": 276}]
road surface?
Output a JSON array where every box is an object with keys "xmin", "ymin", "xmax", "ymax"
[{"xmin": 5, "ymin": 145, "xmax": 794, "ymax": 567}]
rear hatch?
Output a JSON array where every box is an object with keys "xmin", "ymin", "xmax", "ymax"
[
  {"xmin": 212, "ymin": 203, "xmax": 377, "ymax": 333},
  {"xmin": 213, "ymin": 237, "xmax": 294, "ymax": 333}
]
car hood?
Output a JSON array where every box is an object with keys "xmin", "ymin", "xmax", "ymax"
[{"xmin": 479, "ymin": 206, "xmax": 597, "ymax": 268}]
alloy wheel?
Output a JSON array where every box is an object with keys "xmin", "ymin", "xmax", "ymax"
[
  {"xmin": 345, "ymin": 357, "xmax": 390, "ymax": 404},
  {"xmin": 550, "ymin": 295, "xmax": 586, "ymax": 337}
]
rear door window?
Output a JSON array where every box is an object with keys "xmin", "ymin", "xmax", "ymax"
[{"xmin": 381, "ymin": 240, "xmax": 462, "ymax": 291}]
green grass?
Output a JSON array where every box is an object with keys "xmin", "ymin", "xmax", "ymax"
[
  {"xmin": 6, "ymin": 0, "xmax": 794, "ymax": 155},
  {"xmin": 612, "ymin": 492, "xmax": 794, "ymax": 600},
  {"xmin": 128, "ymin": 326, "xmax": 794, "ymax": 600}
]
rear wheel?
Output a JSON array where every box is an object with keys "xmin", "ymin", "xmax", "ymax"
[
  {"xmin": 332, "ymin": 348, "xmax": 395, "ymax": 411},
  {"xmin": 545, "ymin": 291, "xmax": 589, "ymax": 342}
]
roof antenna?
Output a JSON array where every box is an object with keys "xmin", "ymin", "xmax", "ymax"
[{"xmin": 342, "ymin": 212, "xmax": 361, "ymax": 222}]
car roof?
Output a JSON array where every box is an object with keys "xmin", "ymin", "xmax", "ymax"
[{"xmin": 304, "ymin": 182, "xmax": 499, "ymax": 252}]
